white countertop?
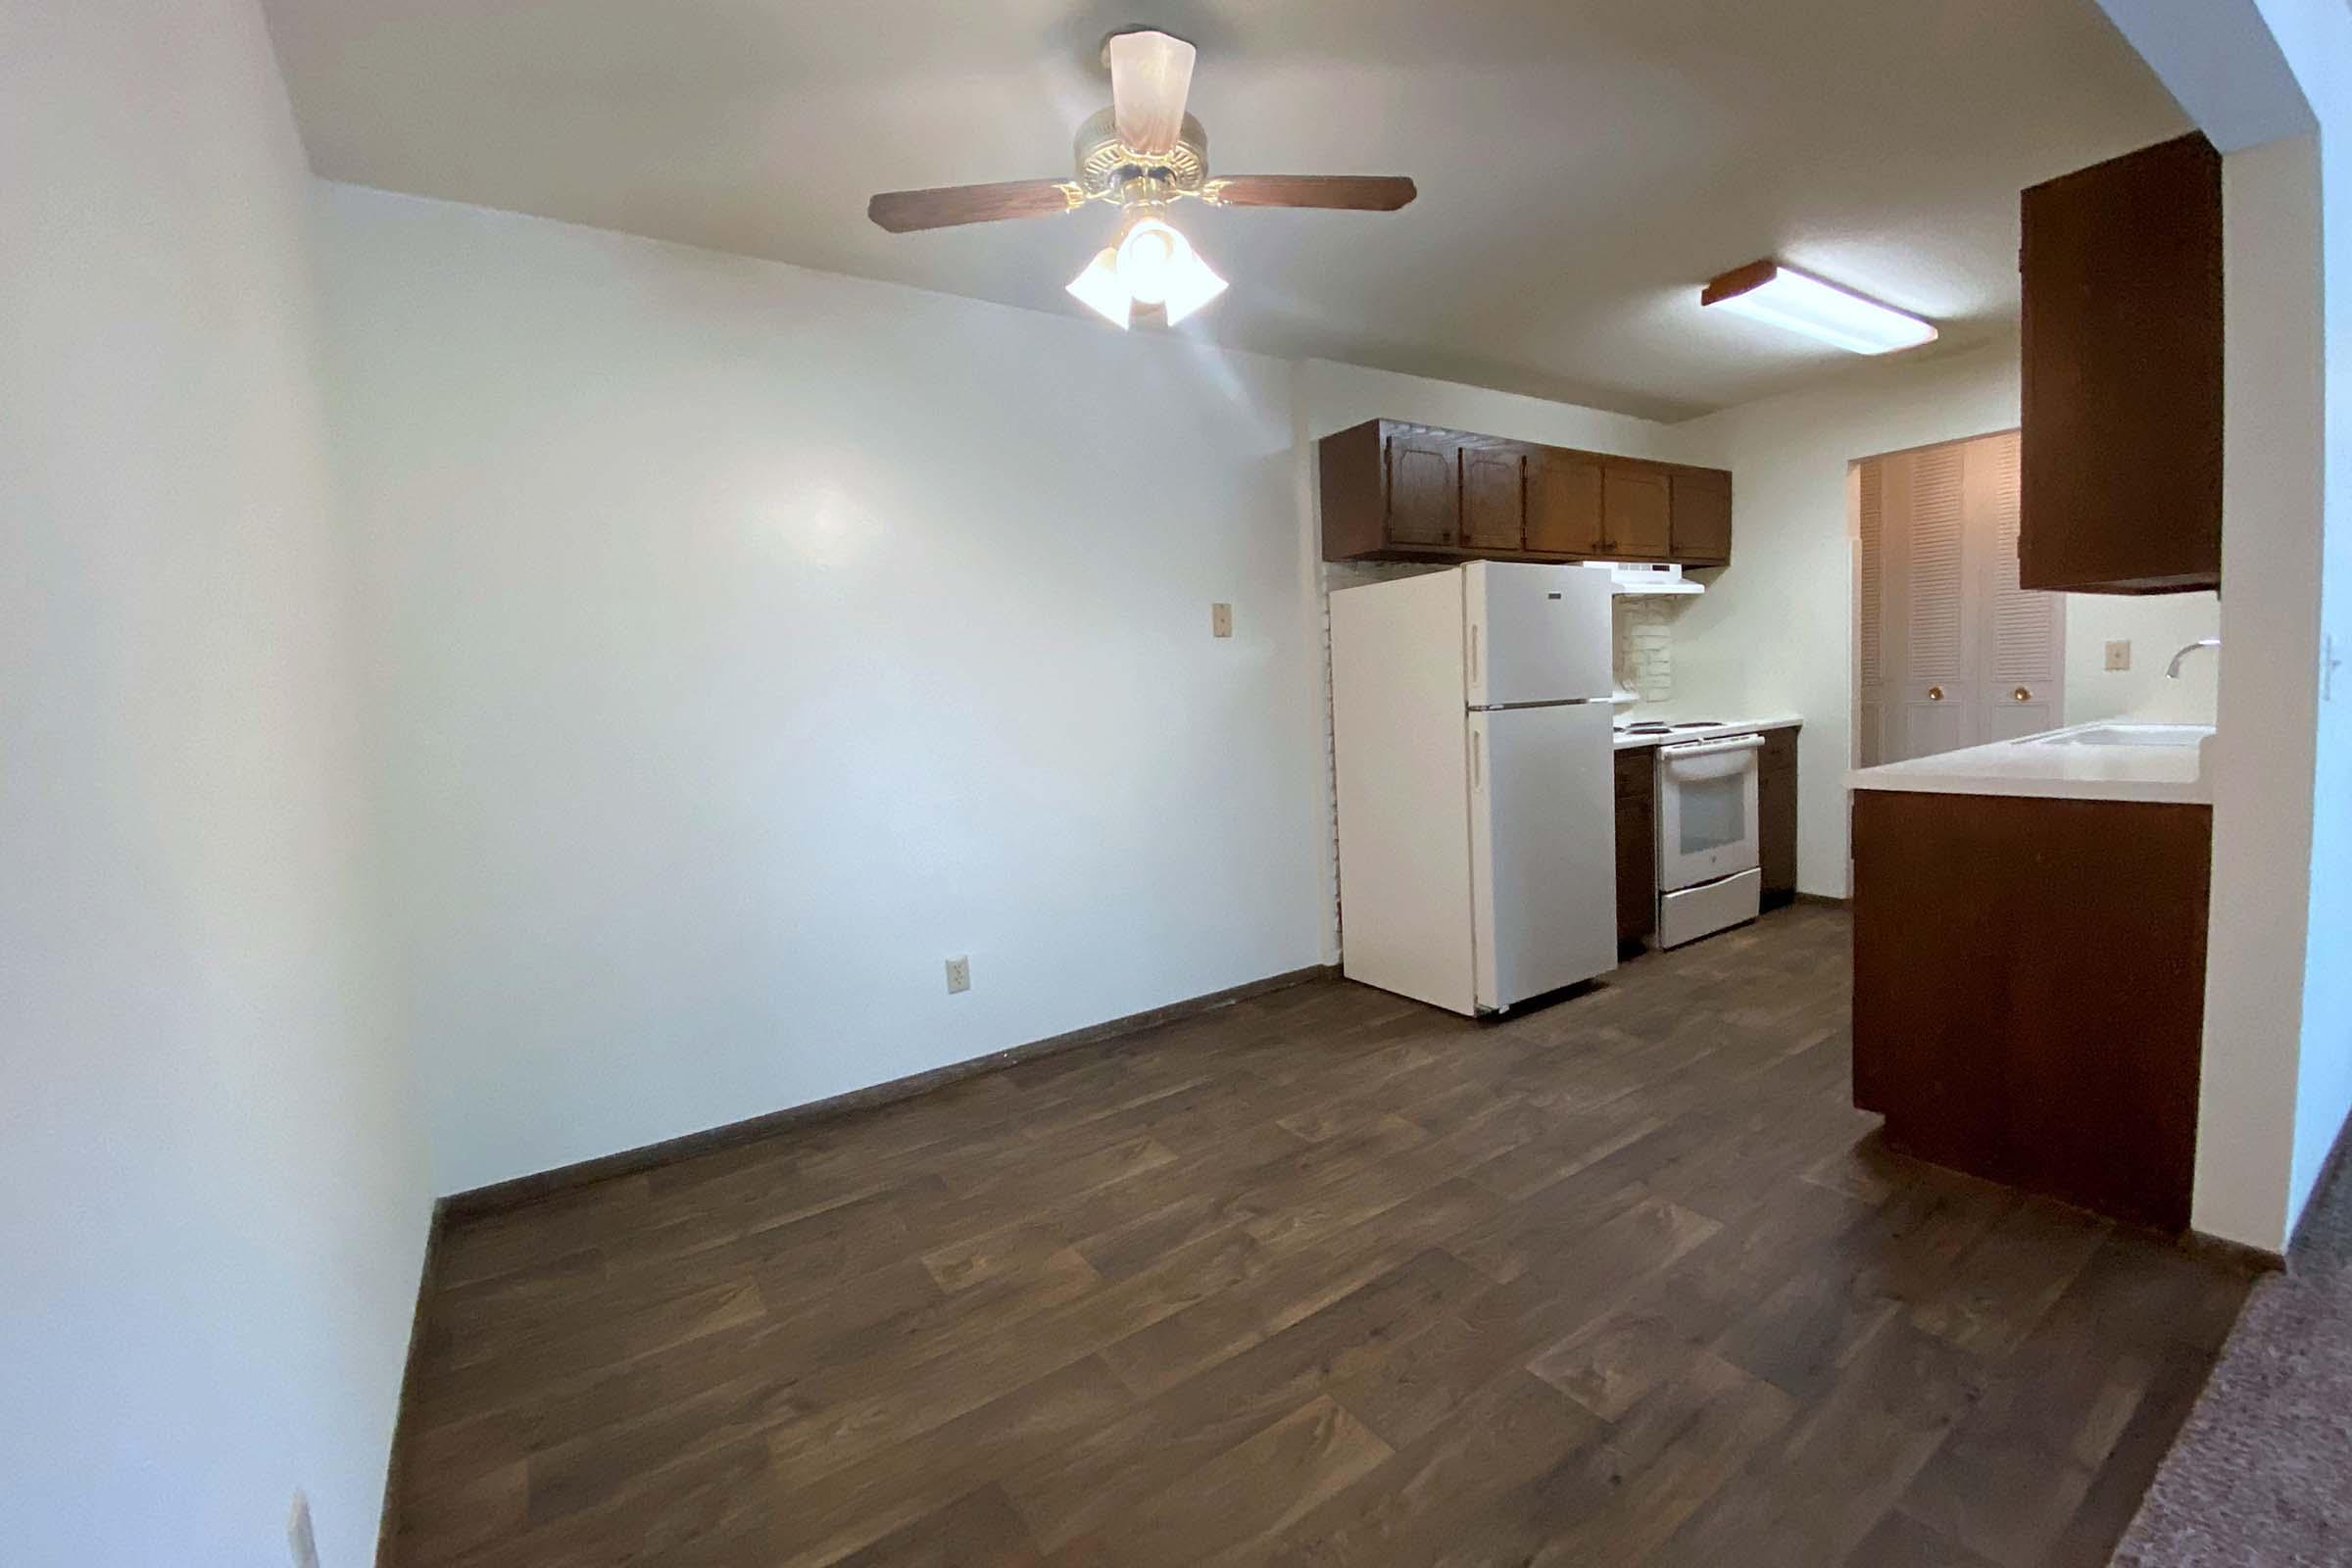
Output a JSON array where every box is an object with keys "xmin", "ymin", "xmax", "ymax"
[
  {"xmin": 1612, "ymin": 714, "xmax": 1803, "ymax": 752},
  {"xmin": 1846, "ymin": 723, "xmax": 2214, "ymax": 806}
]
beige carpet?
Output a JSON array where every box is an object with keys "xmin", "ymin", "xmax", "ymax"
[{"xmin": 2113, "ymin": 1152, "xmax": 2352, "ymax": 1566}]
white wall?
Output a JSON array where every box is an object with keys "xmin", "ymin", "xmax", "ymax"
[
  {"xmin": 1298, "ymin": 360, "xmax": 1692, "ymax": 463},
  {"xmin": 0, "ymin": 4, "xmax": 431, "ymax": 1564},
  {"xmin": 2195, "ymin": 133, "xmax": 2327, "ymax": 1249},
  {"xmin": 317, "ymin": 186, "xmax": 1330, "ymax": 1195},
  {"xmin": 2245, "ymin": 0, "xmax": 2352, "ymax": 1240},
  {"xmin": 2063, "ymin": 592, "xmax": 2222, "ymax": 725}
]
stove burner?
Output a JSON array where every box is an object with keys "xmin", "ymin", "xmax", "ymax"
[
  {"xmin": 1669, "ymin": 720, "xmax": 1723, "ymax": 729},
  {"xmin": 1619, "ymin": 722, "xmax": 1670, "ymax": 734}
]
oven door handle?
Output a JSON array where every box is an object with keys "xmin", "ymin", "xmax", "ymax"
[{"xmin": 1659, "ymin": 733, "xmax": 1766, "ymax": 761}]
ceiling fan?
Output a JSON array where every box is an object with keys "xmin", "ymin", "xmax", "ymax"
[{"xmin": 866, "ymin": 28, "xmax": 1417, "ymax": 329}]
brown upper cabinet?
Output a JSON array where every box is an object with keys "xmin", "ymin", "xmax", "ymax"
[
  {"xmin": 1319, "ymin": 418, "xmax": 1734, "ymax": 568},
  {"xmin": 1603, "ymin": 466, "xmax": 1673, "ymax": 559},
  {"xmin": 1381, "ymin": 426, "xmax": 1463, "ymax": 548},
  {"xmin": 1460, "ymin": 441, "xmax": 1528, "ymax": 551},
  {"xmin": 1525, "ymin": 449, "xmax": 1605, "ymax": 556},
  {"xmin": 2019, "ymin": 132, "xmax": 2222, "ymax": 594},
  {"xmin": 1669, "ymin": 470, "xmax": 1733, "ymax": 565}
]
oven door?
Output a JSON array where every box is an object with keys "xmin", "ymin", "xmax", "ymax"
[{"xmin": 1656, "ymin": 734, "xmax": 1763, "ymax": 892}]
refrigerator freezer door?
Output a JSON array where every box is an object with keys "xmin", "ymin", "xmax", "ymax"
[
  {"xmin": 1464, "ymin": 561, "xmax": 1615, "ymax": 709},
  {"xmin": 1469, "ymin": 701, "xmax": 1619, "ymax": 1010}
]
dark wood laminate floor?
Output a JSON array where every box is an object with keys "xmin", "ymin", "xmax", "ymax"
[{"xmin": 390, "ymin": 906, "xmax": 2250, "ymax": 1568}]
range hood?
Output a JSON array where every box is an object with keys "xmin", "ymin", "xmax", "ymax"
[{"xmin": 1582, "ymin": 561, "xmax": 1703, "ymax": 596}]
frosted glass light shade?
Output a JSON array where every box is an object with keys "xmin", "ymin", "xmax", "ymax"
[
  {"xmin": 1066, "ymin": 248, "xmax": 1131, "ymax": 328},
  {"xmin": 1159, "ymin": 246, "xmax": 1227, "ymax": 325}
]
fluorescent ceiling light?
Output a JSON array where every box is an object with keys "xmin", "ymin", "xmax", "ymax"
[
  {"xmin": 1700, "ymin": 260, "xmax": 1937, "ymax": 355},
  {"xmin": 1066, "ymin": 247, "xmax": 1131, "ymax": 328}
]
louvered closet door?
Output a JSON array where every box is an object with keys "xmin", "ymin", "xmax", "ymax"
[
  {"xmin": 1975, "ymin": 431, "xmax": 2065, "ymax": 739},
  {"xmin": 1856, "ymin": 462, "xmax": 1886, "ymax": 766},
  {"xmin": 1863, "ymin": 430, "xmax": 2063, "ymax": 765},
  {"xmin": 1884, "ymin": 444, "xmax": 1973, "ymax": 761}
]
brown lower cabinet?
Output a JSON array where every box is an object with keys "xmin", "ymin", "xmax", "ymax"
[
  {"xmin": 1850, "ymin": 788, "xmax": 2210, "ymax": 1231},
  {"xmin": 1614, "ymin": 748, "xmax": 1655, "ymax": 952},
  {"xmin": 1759, "ymin": 728, "xmax": 1797, "ymax": 906}
]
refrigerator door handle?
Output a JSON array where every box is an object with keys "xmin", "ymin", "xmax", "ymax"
[
  {"xmin": 1468, "ymin": 623, "xmax": 1480, "ymax": 689},
  {"xmin": 1471, "ymin": 729, "xmax": 1483, "ymax": 791}
]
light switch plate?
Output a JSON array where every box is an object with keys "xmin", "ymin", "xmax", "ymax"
[
  {"xmin": 2104, "ymin": 640, "xmax": 2132, "ymax": 672},
  {"xmin": 1210, "ymin": 603, "xmax": 1233, "ymax": 639}
]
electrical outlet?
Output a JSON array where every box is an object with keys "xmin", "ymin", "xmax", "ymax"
[
  {"xmin": 945, "ymin": 956, "xmax": 970, "ymax": 995},
  {"xmin": 1210, "ymin": 603, "xmax": 1233, "ymax": 638},
  {"xmin": 287, "ymin": 1491, "xmax": 319, "ymax": 1568},
  {"xmin": 2104, "ymin": 640, "xmax": 2132, "ymax": 672}
]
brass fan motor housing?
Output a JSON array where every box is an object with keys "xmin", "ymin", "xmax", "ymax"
[{"xmin": 1071, "ymin": 107, "xmax": 1211, "ymax": 205}]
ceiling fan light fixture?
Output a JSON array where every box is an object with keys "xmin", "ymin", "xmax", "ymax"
[
  {"xmin": 1158, "ymin": 245, "xmax": 1228, "ymax": 326},
  {"xmin": 867, "ymin": 30, "xmax": 1414, "ymax": 327},
  {"xmin": 1066, "ymin": 247, "xmax": 1132, "ymax": 328},
  {"xmin": 1114, "ymin": 217, "xmax": 1186, "ymax": 305},
  {"xmin": 1700, "ymin": 260, "xmax": 1937, "ymax": 355}
]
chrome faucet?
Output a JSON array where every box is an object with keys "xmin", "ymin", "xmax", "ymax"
[{"xmin": 2166, "ymin": 638, "xmax": 2221, "ymax": 679}]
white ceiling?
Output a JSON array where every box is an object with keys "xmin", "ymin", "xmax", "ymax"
[{"xmin": 260, "ymin": 0, "xmax": 2187, "ymax": 420}]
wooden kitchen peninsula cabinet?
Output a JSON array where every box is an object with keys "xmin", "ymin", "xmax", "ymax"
[
  {"xmin": 1850, "ymin": 788, "xmax": 2210, "ymax": 1230},
  {"xmin": 2019, "ymin": 132, "xmax": 2222, "ymax": 593},
  {"xmin": 1320, "ymin": 418, "xmax": 1733, "ymax": 568}
]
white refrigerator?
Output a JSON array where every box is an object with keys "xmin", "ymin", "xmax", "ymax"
[{"xmin": 1329, "ymin": 562, "xmax": 1618, "ymax": 1016}]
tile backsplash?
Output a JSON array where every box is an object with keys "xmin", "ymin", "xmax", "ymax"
[{"xmin": 1614, "ymin": 594, "xmax": 1683, "ymax": 703}]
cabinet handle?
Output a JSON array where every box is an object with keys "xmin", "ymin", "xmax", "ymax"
[
  {"xmin": 1927, "ymin": 686, "xmax": 1944, "ymax": 702},
  {"xmin": 2012, "ymin": 686, "xmax": 2033, "ymax": 703}
]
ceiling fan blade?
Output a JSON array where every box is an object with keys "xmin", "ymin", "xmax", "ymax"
[
  {"xmin": 1107, "ymin": 29, "xmax": 1196, "ymax": 157},
  {"xmin": 1206, "ymin": 175, "xmax": 1419, "ymax": 212},
  {"xmin": 867, "ymin": 180, "xmax": 1080, "ymax": 233}
]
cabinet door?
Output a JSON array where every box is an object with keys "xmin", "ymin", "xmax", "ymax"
[
  {"xmin": 1613, "ymin": 750, "xmax": 1656, "ymax": 945},
  {"xmin": 1975, "ymin": 433, "xmax": 2065, "ymax": 739},
  {"xmin": 1524, "ymin": 451, "xmax": 1605, "ymax": 557},
  {"xmin": 1759, "ymin": 731, "xmax": 1797, "ymax": 903},
  {"xmin": 1670, "ymin": 470, "xmax": 1733, "ymax": 565},
  {"xmin": 1881, "ymin": 444, "xmax": 1976, "ymax": 762},
  {"xmin": 1460, "ymin": 445, "xmax": 1527, "ymax": 551},
  {"xmin": 1601, "ymin": 465, "xmax": 1672, "ymax": 558},
  {"xmin": 1384, "ymin": 431, "xmax": 1462, "ymax": 547},
  {"xmin": 2020, "ymin": 133, "xmax": 2221, "ymax": 593}
]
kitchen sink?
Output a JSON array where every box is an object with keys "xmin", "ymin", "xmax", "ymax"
[{"xmin": 2031, "ymin": 723, "xmax": 2212, "ymax": 748}]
